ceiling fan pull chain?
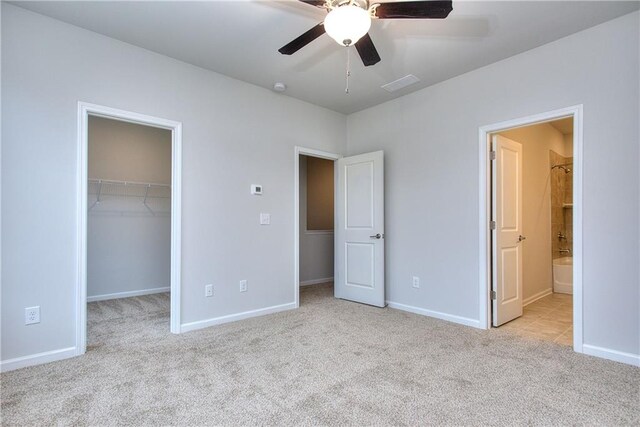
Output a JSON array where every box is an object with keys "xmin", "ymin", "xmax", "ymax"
[{"xmin": 345, "ymin": 46, "xmax": 351, "ymax": 94}]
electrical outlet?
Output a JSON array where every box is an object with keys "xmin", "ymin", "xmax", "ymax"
[
  {"xmin": 205, "ymin": 284, "xmax": 214, "ymax": 297},
  {"xmin": 25, "ymin": 306, "xmax": 40, "ymax": 325},
  {"xmin": 412, "ymin": 276, "xmax": 420, "ymax": 289},
  {"xmin": 239, "ymin": 280, "xmax": 248, "ymax": 293}
]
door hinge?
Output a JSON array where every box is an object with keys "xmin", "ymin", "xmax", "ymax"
[
  {"xmin": 490, "ymin": 151, "xmax": 496, "ymax": 160},
  {"xmin": 490, "ymin": 220, "xmax": 496, "ymax": 230},
  {"xmin": 490, "ymin": 290, "xmax": 497, "ymax": 300}
]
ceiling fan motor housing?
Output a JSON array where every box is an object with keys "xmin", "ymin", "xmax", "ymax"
[{"xmin": 324, "ymin": 2, "xmax": 372, "ymax": 47}]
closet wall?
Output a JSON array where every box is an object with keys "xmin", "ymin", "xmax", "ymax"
[{"xmin": 87, "ymin": 116, "xmax": 172, "ymax": 301}]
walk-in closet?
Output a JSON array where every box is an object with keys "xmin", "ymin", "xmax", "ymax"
[{"xmin": 87, "ymin": 115, "xmax": 172, "ymax": 347}]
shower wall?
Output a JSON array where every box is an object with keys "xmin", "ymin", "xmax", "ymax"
[{"xmin": 550, "ymin": 150, "xmax": 573, "ymax": 259}]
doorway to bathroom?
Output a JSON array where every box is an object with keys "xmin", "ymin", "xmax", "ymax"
[{"xmin": 479, "ymin": 106, "xmax": 583, "ymax": 351}]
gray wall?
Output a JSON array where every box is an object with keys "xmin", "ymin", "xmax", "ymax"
[
  {"xmin": 346, "ymin": 12, "xmax": 639, "ymax": 356},
  {"xmin": 299, "ymin": 156, "xmax": 334, "ymax": 284},
  {"xmin": 88, "ymin": 116, "xmax": 172, "ymax": 299},
  {"xmin": 1, "ymin": 4, "xmax": 346, "ymax": 361},
  {"xmin": 2, "ymin": 4, "xmax": 638, "ymax": 365},
  {"xmin": 88, "ymin": 215, "xmax": 171, "ymax": 298}
]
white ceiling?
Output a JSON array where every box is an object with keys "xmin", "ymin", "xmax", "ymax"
[{"xmin": 12, "ymin": 0, "xmax": 639, "ymax": 114}]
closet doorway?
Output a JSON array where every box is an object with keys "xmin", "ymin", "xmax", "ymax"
[{"xmin": 77, "ymin": 103, "xmax": 182, "ymax": 356}]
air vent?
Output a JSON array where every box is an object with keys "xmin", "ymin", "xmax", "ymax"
[{"xmin": 381, "ymin": 74, "xmax": 420, "ymax": 93}]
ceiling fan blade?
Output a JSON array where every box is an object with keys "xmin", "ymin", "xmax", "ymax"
[
  {"xmin": 374, "ymin": 1, "xmax": 453, "ymax": 19},
  {"xmin": 278, "ymin": 23, "xmax": 326, "ymax": 55},
  {"xmin": 297, "ymin": 0, "xmax": 327, "ymax": 7},
  {"xmin": 355, "ymin": 33, "xmax": 381, "ymax": 67}
]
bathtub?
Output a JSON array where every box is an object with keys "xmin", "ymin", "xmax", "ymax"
[{"xmin": 553, "ymin": 257, "xmax": 573, "ymax": 294}]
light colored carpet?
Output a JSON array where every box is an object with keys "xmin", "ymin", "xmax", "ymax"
[{"xmin": 1, "ymin": 283, "xmax": 638, "ymax": 425}]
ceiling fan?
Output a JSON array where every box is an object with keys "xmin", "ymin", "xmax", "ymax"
[{"xmin": 278, "ymin": 0, "xmax": 453, "ymax": 67}]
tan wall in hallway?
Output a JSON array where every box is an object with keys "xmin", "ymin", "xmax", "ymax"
[{"xmin": 306, "ymin": 156, "xmax": 334, "ymax": 231}]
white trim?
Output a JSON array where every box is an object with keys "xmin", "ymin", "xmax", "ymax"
[
  {"xmin": 170, "ymin": 121, "xmax": 183, "ymax": 335},
  {"xmin": 571, "ymin": 108, "xmax": 584, "ymax": 353},
  {"xmin": 76, "ymin": 104, "xmax": 88, "ymax": 356},
  {"xmin": 87, "ymin": 287, "xmax": 170, "ymax": 303},
  {"xmin": 294, "ymin": 146, "xmax": 341, "ymax": 309},
  {"xmin": 300, "ymin": 277, "xmax": 334, "ymax": 286},
  {"xmin": 181, "ymin": 302, "xmax": 297, "ymax": 333},
  {"xmin": 0, "ymin": 347, "xmax": 77, "ymax": 373},
  {"xmin": 522, "ymin": 288, "xmax": 553, "ymax": 307},
  {"xmin": 305, "ymin": 230, "xmax": 334, "ymax": 235},
  {"xmin": 582, "ymin": 344, "xmax": 640, "ymax": 367},
  {"xmin": 387, "ymin": 301, "xmax": 481, "ymax": 329},
  {"xmin": 478, "ymin": 105, "xmax": 584, "ymax": 354},
  {"xmin": 77, "ymin": 102, "xmax": 183, "ymax": 358}
]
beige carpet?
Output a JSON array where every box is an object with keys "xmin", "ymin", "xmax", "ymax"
[{"xmin": 1, "ymin": 283, "xmax": 638, "ymax": 425}]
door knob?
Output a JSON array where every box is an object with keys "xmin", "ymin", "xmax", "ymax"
[
  {"xmin": 370, "ymin": 233, "xmax": 382, "ymax": 239},
  {"xmin": 518, "ymin": 235, "xmax": 527, "ymax": 242}
]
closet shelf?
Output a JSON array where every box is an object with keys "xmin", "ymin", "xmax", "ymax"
[{"xmin": 88, "ymin": 179, "xmax": 171, "ymax": 215}]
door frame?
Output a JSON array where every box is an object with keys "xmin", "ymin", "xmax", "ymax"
[
  {"xmin": 76, "ymin": 101, "xmax": 183, "ymax": 356},
  {"xmin": 293, "ymin": 146, "xmax": 341, "ymax": 308},
  {"xmin": 478, "ymin": 105, "xmax": 584, "ymax": 353}
]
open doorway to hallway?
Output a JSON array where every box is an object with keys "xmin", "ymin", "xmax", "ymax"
[
  {"xmin": 489, "ymin": 117, "xmax": 575, "ymax": 346},
  {"xmin": 295, "ymin": 147, "xmax": 386, "ymax": 309},
  {"xmin": 298, "ymin": 154, "xmax": 336, "ymax": 303}
]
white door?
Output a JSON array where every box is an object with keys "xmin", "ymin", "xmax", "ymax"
[
  {"xmin": 335, "ymin": 151, "xmax": 385, "ymax": 307},
  {"xmin": 492, "ymin": 135, "xmax": 524, "ymax": 326}
]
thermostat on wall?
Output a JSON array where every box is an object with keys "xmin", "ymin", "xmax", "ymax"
[{"xmin": 251, "ymin": 184, "xmax": 263, "ymax": 195}]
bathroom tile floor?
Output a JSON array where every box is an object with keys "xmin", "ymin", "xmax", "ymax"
[{"xmin": 499, "ymin": 293, "xmax": 573, "ymax": 346}]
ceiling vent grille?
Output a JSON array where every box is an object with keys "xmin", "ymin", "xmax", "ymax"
[{"xmin": 381, "ymin": 74, "xmax": 420, "ymax": 93}]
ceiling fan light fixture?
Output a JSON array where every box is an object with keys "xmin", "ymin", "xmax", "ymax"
[{"xmin": 324, "ymin": 4, "xmax": 371, "ymax": 47}]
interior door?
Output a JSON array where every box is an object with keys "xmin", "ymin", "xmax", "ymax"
[
  {"xmin": 335, "ymin": 151, "xmax": 385, "ymax": 307},
  {"xmin": 492, "ymin": 135, "xmax": 523, "ymax": 326}
]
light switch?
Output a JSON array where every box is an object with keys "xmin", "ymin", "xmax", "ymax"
[
  {"xmin": 260, "ymin": 213, "xmax": 270, "ymax": 225},
  {"xmin": 251, "ymin": 184, "xmax": 263, "ymax": 195}
]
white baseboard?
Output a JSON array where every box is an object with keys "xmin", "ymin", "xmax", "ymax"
[
  {"xmin": 523, "ymin": 288, "xmax": 553, "ymax": 306},
  {"xmin": 0, "ymin": 347, "xmax": 77, "ymax": 373},
  {"xmin": 180, "ymin": 302, "xmax": 297, "ymax": 333},
  {"xmin": 582, "ymin": 344, "xmax": 640, "ymax": 367},
  {"xmin": 300, "ymin": 277, "xmax": 334, "ymax": 286},
  {"xmin": 386, "ymin": 301, "xmax": 481, "ymax": 329},
  {"xmin": 87, "ymin": 286, "xmax": 170, "ymax": 302}
]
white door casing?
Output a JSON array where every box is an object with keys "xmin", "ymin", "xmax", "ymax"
[
  {"xmin": 335, "ymin": 151, "xmax": 385, "ymax": 307},
  {"xmin": 492, "ymin": 135, "xmax": 523, "ymax": 326},
  {"xmin": 77, "ymin": 102, "xmax": 183, "ymax": 357}
]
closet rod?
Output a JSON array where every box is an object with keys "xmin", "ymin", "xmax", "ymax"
[{"xmin": 88, "ymin": 178, "xmax": 171, "ymax": 188}]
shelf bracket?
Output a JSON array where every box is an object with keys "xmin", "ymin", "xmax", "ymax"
[
  {"xmin": 142, "ymin": 184, "xmax": 156, "ymax": 215},
  {"xmin": 88, "ymin": 180, "xmax": 103, "ymax": 211}
]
